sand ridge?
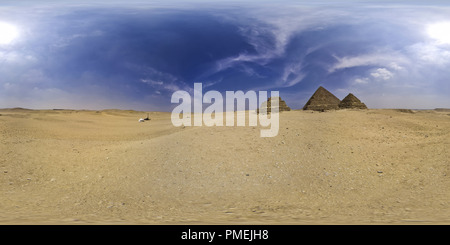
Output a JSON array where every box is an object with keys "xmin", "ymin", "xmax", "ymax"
[{"xmin": 0, "ymin": 108, "xmax": 449, "ymax": 224}]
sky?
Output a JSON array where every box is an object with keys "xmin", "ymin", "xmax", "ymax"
[{"xmin": 0, "ymin": 0, "xmax": 449, "ymax": 111}]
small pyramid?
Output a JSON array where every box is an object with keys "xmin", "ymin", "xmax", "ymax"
[
  {"xmin": 303, "ymin": 86, "xmax": 341, "ymax": 111},
  {"xmin": 339, "ymin": 93, "xmax": 368, "ymax": 109},
  {"xmin": 257, "ymin": 96, "xmax": 291, "ymax": 114}
]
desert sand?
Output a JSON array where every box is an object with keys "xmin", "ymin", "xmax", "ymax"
[{"xmin": 0, "ymin": 108, "xmax": 449, "ymax": 224}]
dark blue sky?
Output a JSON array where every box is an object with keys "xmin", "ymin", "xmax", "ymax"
[{"xmin": 1, "ymin": 0, "xmax": 449, "ymax": 110}]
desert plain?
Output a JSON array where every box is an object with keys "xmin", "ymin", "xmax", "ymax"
[{"xmin": 0, "ymin": 108, "xmax": 449, "ymax": 224}]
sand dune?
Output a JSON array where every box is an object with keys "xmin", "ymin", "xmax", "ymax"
[{"xmin": 0, "ymin": 108, "xmax": 449, "ymax": 224}]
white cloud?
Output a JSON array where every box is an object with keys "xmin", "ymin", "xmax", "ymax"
[
  {"xmin": 279, "ymin": 62, "xmax": 306, "ymax": 87},
  {"xmin": 0, "ymin": 50, "xmax": 30, "ymax": 64},
  {"xmin": 140, "ymin": 79, "xmax": 163, "ymax": 86},
  {"xmin": 203, "ymin": 78, "xmax": 223, "ymax": 88},
  {"xmin": 388, "ymin": 62, "xmax": 403, "ymax": 71},
  {"xmin": 354, "ymin": 77, "xmax": 369, "ymax": 84},
  {"xmin": 208, "ymin": 4, "xmax": 352, "ymax": 78},
  {"xmin": 370, "ymin": 68, "xmax": 394, "ymax": 80},
  {"xmin": 52, "ymin": 30, "xmax": 105, "ymax": 49},
  {"xmin": 126, "ymin": 64, "xmax": 191, "ymax": 93},
  {"xmin": 141, "ymin": 78, "xmax": 183, "ymax": 93},
  {"xmin": 407, "ymin": 42, "xmax": 450, "ymax": 66},
  {"xmin": 329, "ymin": 52, "xmax": 409, "ymax": 73}
]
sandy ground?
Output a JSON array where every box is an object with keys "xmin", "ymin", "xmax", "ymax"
[{"xmin": 0, "ymin": 108, "xmax": 449, "ymax": 224}]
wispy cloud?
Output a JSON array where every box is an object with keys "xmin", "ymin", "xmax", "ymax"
[{"xmin": 328, "ymin": 52, "xmax": 410, "ymax": 73}]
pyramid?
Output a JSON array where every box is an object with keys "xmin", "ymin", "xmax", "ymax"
[
  {"xmin": 303, "ymin": 86, "xmax": 341, "ymax": 111},
  {"xmin": 257, "ymin": 96, "xmax": 291, "ymax": 114},
  {"xmin": 339, "ymin": 93, "xmax": 368, "ymax": 109}
]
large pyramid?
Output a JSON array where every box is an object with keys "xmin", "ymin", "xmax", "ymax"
[
  {"xmin": 339, "ymin": 93, "xmax": 368, "ymax": 109},
  {"xmin": 257, "ymin": 96, "xmax": 291, "ymax": 114},
  {"xmin": 303, "ymin": 86, "xmax": 341, "ymax": 111}
]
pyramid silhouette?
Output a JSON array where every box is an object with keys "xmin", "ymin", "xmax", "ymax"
[
  {"xmin": 339, "ymin": 93, "xmax": 368, "ymax": 109},
  {"xmin": 303, "ymin": 86, "xmax": 341, "ymax": 111},
  {"xmin": 257, "ymin": 96, "xmax": 291, "ymax": 114}
]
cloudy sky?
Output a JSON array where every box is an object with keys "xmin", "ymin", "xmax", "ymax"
[{"xmin": 1, "ymin": 0, "xmax": 449, "ymax": 110}]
